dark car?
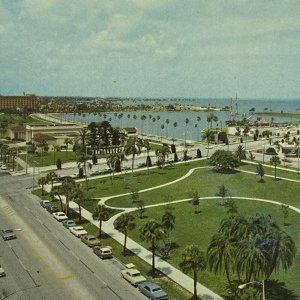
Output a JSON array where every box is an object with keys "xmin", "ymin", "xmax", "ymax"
[
  {"xmin": 138, "ymin": 281, "xmax": 168, "ymax": 300},
  {"xmin": 62, "ymin": 219, "xmax": 77, "ymax": 229},
  {"xmin": 46, "ymin": 204, "xmax": 59, "ymax": 214},
  {"xmin": 1, "ymin": 229, "xmax": 17, "ymax": 241}
]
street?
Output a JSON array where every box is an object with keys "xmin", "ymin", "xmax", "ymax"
[{"xmin": 0, "ymin": 173, "xmax": 145, "ymax": 300}]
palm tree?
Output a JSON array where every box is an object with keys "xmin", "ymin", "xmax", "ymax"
[
  {"xmin": 46, "ymin": 171, "xmax": 57, "ymax": 188},
  {"xmin": 143, "ymin": 139, "xmax": 152, "ymax": 172},
  {"xmin": 202, "ymin": 129, "xmax": 215, "ymax": 156},
  {"xmin": 92, "ymin": 204, "xmax": 109, "ymax": 238},
  {"xmin": 38, "ymin": 176, "xmax": 48, "ymax": 195},
  {"xmin": 50, "ymin": 185, "xmax": 64, "ymax": 211},
  {"xmin": 71, "ymin": 185, "xmax": 84, "ymax": 223},
  {"xmin": 106, "ymin": 153, "xmax": 121, "ymax": 178},
  {"xmin": 270, "ymin": 155, "xmax": 281, "ymax": 180},
  {"xmin": 155, "ymin": 144, "xmax": 171, "ymax": 169},
  {"xmin": 61, "ymin": 177, "xmax": 76, "ymax": 216},
  {"xmin": 140, "ymin": 219, "xmax": 166, "ymax": 277},
  {"xmin": 165, "ymin": 119, "xmax": 170, "ymax": 138},
  {"xmin": 207, "ymin": 232, "xmax": 235, "ymax": 288},
  {"xmin": 191, "ymin": 191, "xmax": 200, "ymax": 213},
  {"xmin": 114, "ymin": 213, "xmax": 136, "ymax": 256},
  {"xmin": 140, "ymin": 115, "xmax": 147, "ymax": 138},
  {"xmin": 196, "ymin": 116, "xmax": 201, "ymax": 140},
  {"xmin": 179, "ymin": 245, "xmax": 207, "ymax": 300},
  {"xmin": 173, "ymin": 122, "xmax": 178, "ymax": 141},
  {"xmin": 160, "ymin": 124, "xmax": 165, "ymax": 142},
  {"xmin": 184, "ymin": 118, "xmax": 189, "ymax": 148},
  {"xmin": 124, "ymin": 137, "xmax": 142, "ymax": 174},
  {"xmin": 64, "ymin": 137, "xmax": 73, "ymax": 155},
  {"xmin": 207, "ymin": 113, "xmax": 218, "ymax": 128}
]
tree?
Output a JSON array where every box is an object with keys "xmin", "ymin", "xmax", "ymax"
[
  {"xmin": 137, "ymin": 200, "xmax": 146, "ymax": 219},
  {"xmin": 207, "ymin": 113, "xmax": 218, "ymax": 128},
  {"xmin": 114, "ymin": 213, "xmax": 135, "ymax": 256},
  {"xmin": 161, "ymin": 205, "xmax": 175, "ymax": 250},
  {"xmin": 92, "ymin": 204, "xmax": 109, "ymax": 238},
  {"xmin": 190, "ymin": 191, "xmax": 200, "ymax": 213},
  {"xmin": 124, "ymin": 137, "xmax": 142, "ymax": 174},
  {"xmin": 210, "ymin": 150, "xmax": 240, "ymax": 172},
  {"xmin": 64, "ymin": 137, "xmax": 73, "ymax": 155},
  {"xmin": 38, "ymin": 176, "xmax": 48, "ymax": 195},
  {"xmin": 196, "ymin": 116, "xmax": 201, "ymax": 140},
  {"xmin": 173, "ymin": 122, "xmax": 178, "ymax": 140},
  {"xmin": 61, "ymin": 177, "xmax": 76, "ymax": 216},
  {"xmin": 140, "ymin": 219, "xmax": 166, "ymax": 277},
  {"xmin": 155, "ymin": 144, "xmax": 171, "ymax": 168},
  {"xmin": 179, "ymin": 245, "xmax": 206, "ymax": 300},
  {"xmin": 56, "ymin": 158, "xmax": 62, "ymax": 170},
  {"xmin": 202, "ymin": 129, "xmax": 215, "ymax": 156},
  {"xmin": 71, "ymin": 184, "xmax": 85, "ymax": 223},
  {"xmin": 270, "ymin": 155, "xmax": 281, "ymax": 180},
  {"xmin": 107, "ymin": 153, "xmax": 122, "ymax": 179},
  {"xmin": 207, "ymin": 232, "xmax": 235, "ymax": 289},
  {"xmin": 235, "ymin": 145, "xmax": 247, "ymax": 162},
  {"xmin": 184, "ymin": 118, "xmax": 189, "ymax": 148},
  {"xmin": 50, "ymin": 185, "xmax": 64, "ymax": 211},
  {"xmin": 256, "ymin": 163, "xmax": 265, "ymax": 182},
  {"xmin": 143, "ymin": 139, "xmax": 152, "ymax": 172},
  {"xmin": 46, "ymin": 171, "xmax": 57, "ymax": 189}
]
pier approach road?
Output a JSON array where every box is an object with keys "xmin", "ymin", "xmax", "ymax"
[{"xmin": 0, "ymin": 173, "xmax": 145, "ymax": 300}]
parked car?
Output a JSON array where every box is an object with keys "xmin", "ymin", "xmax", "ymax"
[
  {"xmin": 46, "ymin": 204, "xmax": 59, "ymax": 213},
  {"xmin": 1, "ymin": 229, "xmax": 16, "ymax": 241},
  {"xmin": 138, "ymin": 281, "xmax": 168, "ymax": 300},
  {"xmin": 1, "ymin": 165, "xmax": 7, "ymax": 170},
  {"xmin": 52, "ymin": 212, "xmax": 68, "ymax": 221},
  {"xmin": 40, "ymin": 200, "xmax": 51, "ymax": 208},
  {"xmin": 81, "ymin": 235, "xmax": 101, "ymax": 247},
  {"xmin": 0, "ymin": 264, "xmax": 5, "ymax": 277},
  {"xmin": 93, "ymin": 245, "xmax": 113, "ymax": 259},
  {"xmin": 69, "ymin": 226, "xmax": 87, "ymax": 237},
  {"xmin": 62, "ymin": 219, "xmax": 77, "ymax": 229},
  {"xmin": 121, "ymin": 264, "xmax": 146, "ymax": 286}
]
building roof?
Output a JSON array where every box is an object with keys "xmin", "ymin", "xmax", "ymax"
[{"xmin": 33, "ymin": 132, "xmax": 57, "ymax": 142}]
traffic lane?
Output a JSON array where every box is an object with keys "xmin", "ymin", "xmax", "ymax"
[{"xmin": 1, "ymin": 185, "xmax": 146, "ymax": 300}]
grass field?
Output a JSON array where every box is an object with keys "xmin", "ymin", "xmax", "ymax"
[{"xmin": 35, "ymin": 158, "xmax": 300, "ymax": 299}]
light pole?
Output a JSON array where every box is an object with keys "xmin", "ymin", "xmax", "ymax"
[{"xmin": 238, "ymin": 279, "xmax": 265, "ymax": 300}]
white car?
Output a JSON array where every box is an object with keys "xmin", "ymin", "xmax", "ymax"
[
  {"xmin": 52, "ymin": 212, "xmax": 68, "ymax": 221},
  {"xmin": 1, "ymin": 165, "xmax": 7, "ymax": 170},
  {"xmin": 69, "ymin": 226, "xmax": 87, "ymax": 237},
  {"xmin": 121, "ymin": 264, "xmax": 146, "ymax": 286}
]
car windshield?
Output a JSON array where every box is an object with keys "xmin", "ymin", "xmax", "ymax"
[
  {"xmin": 132, "ymin": 272, "xmax": 140, "ymax": 277},
  {"xmin": 5, "ymin": 229, "xmax": 13, "ymax": 234},
  {"xmin": 152, "ymin": 288, "xmax": 161, "ymax": 292},
  {"xmin": 89, "ymin": 237, "xmax": 96, "ymax": 241}
]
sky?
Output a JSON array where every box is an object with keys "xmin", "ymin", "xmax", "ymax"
[{"xmin": 1, "ymin": 0, "xmax": 300, "ymax": 99}]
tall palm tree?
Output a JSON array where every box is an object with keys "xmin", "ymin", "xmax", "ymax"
[
  {"xmin": 184, "ymin": 118, "xmax": 189, "ymax": 148},
  {"xmin": 207, "ymin": 232, "xmax": 235, "ymax": 288},
  {"xmin": 46, "ymin": 170, "xmax": 57, "ymax": 188},
  {"xmin": 173, "ymin": 122, "xmax": 178, "ymax": 141},
  {"xmin": 64, "ymin": 137, "xmax": 73, "ymax": 155},
  {"xmin": 160, "ymin": 124, "xmax": 165, "ymax": 142},
  {"xmin": 202, "ymin": 129, "xmax": 215, "ymax": 156},
  {"xmin": 50, "ymin": 185, "xmax": 64, "ymax": 211},
  {"xmin": 207, "ymin": 113, "xmax": 218, "ymax": 128},
  {"xmin": 124, "ymin": 137, "xmax": 142, "ymax": 174},
  {"xmin": 179, "ymin": 245, "xmax": 207, "ymax": 300},
  {"xmin": 92, "ymin": 204, "xmax": 109, "ymax": 238},
  {"xmin": 143, "ymin": 139, "xmax": 152, "ymax": 172},
  {"xmin": 165, "ymin": 119, "xmax": 170, "ymax": 138},
  {"xmin": 71, "ymin": 185, "xmax": 84, "ymax": 223},
  {"xmin": 196, "ymin": 116, "xmax": 201, "ymax": 141},
  {"xmin": 140, "ymin": 115, "xmax": 147, "ymax": 138},
  {"xmin": 114, "ymin": 213, "xmax": 136, "ymax": 256},
  {"xmin": 106, "ymin": 153, "xmax": 121, "ymax": 178},
  {"xmin": 38, "ymin": 176, "xmax": 48, "ymax": 195},
  {"xmin": 140, "ymin": 219, "xmax": 166, "ymax": 277},
  {"xmin": 61, "ymin": 177, "xmax": 76, "ymax": 216},
  {"xmin": 155, "ymin": 144, "xmax": 171, "ymax": 168},
  {"xmin": 270, "ymin": 155, "xmax": 281, "ymax": 180}
]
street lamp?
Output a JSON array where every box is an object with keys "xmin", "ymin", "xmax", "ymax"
[{"xmin": 238, "ymin": 279, "xmax": 265, "ymax": 300}]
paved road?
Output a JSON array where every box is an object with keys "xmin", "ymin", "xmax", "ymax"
[{"xmin": 0, "ymin": 173, "xmax": 146, "ymax": 300}]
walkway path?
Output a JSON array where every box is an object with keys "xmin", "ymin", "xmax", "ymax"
[{"xmin": 43, "ymin": 161, "xmax": 300, "ymax": 300}]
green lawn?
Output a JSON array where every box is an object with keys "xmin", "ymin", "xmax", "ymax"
[
  {"xmin": 34, "ymin": 159, "xmax": 300, "ymax": 299},
  {"xmin": 127, "ymin": 199, "xmax": 300, "ymax": 298}
]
